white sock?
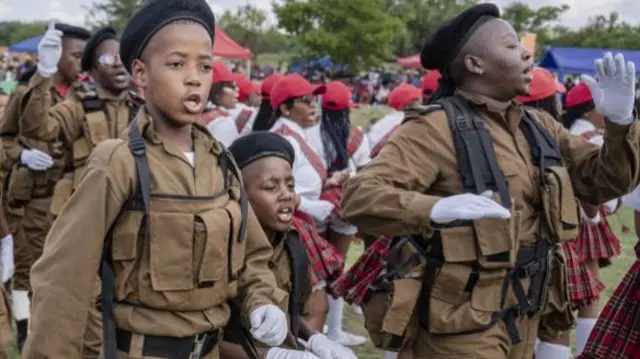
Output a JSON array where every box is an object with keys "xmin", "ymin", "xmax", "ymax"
[
  {"xmin": 535, "ymin": 338, "xmax": 540, "ymax": 351},
  {"xmin": 384, "ymin": 351, "xmax": 398, "ymax": 359},
  {"xmin": 13, "ymin": 290, "xmax": 30, "ymax": 321},
  {"xmin": 326, "ymin": 295, "xmax": 344, "ymax": 337},
  {"xmin": 536, "ymin": 342, "xmax": 571, "ymax": 359},
  {"xmin": 577, "ymin": 318, "xmax": 597, "ymax": 354}
]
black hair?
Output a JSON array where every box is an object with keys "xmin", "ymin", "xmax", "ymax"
[
  {"xmin": 17, "ymin": 65, "xmax": 36, "ymax": 84},
  {"xmin": 523, "ymin": 95, "xmax": 561, "ymax": 122},
  {"xmin": 252, "ymin": 99, "xmax": 275, "ymax": 131},
  {"xmin": 269, "ymin": 98, "xmax": 295, "ymax": 124},
  {"xmin": 209, "ymin": 81, "xmax": 236, "ymax": 105},
  {"xmin": 561, "ymin": 101, "xmax": 595, "ymax": 129},
  {"xmin": 320, "ymin": 108, "xmax": 350, "ymax": 172}
]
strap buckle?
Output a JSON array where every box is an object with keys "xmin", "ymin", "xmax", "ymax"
[
  {"xmin": 455, "ymin": 115, "xmax": 472, "ymax": 131},
  {"xmin": 517, "ymin": 259, "xmax": 544, "ymax": 278},
  {"xmin": 188, "ymin": 333, "xmax": 207, "ymax": 359},
  {"xmin": 129, "ymin": 138, "xmax": 146, "ymax": 157}
]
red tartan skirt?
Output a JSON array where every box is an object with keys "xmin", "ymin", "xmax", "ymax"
[
  {"xmin": 291, "ymin": 213, "xmax": 345, "ymax": 295},
  {"xmin": 576, "ymin": 209, "xmax": 621, "ymax": 262},
  {"xmin": 330, "ymin": 236, "xmax": 392, "ymax": 306},
  {"xmin": 578, "ymin": 248, "xmax": 640, "ymax": 359},
  {"xmin": 319, "ymin": 185, "xmax": 343, "ymax": 219},
  {"xmin": 564, "ymin": 240, "xmax": 604, "ymax": 309}
]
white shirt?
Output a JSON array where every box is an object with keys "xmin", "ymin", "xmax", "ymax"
[
  {"xmin": 367, "ymin": 110, "xmax": 404, "ymax": 151},
  {"xmin": 228, "ymin": 103, "xmax": 258, "ymax": 136},
  {"xmin": 569, "ymin": 119, "xmax": 604, "ymax": 146},
  {"xmin": 623, "ymin": 185, "xmax": 640, "ymax": 211},
  {"xmin": 206, "ymin": 103, "xmax": 239, "ymax": 148},
  {"xmin": 183, "ymin": 152, "xmax": 194, "ymax": 167},
  {"xmin": 271, "ymin": 117, "xmax": 324, "ymax": 202},
  {"xmin": 305, "ymin": 123, "xmax": 371, "ymax": 175}
]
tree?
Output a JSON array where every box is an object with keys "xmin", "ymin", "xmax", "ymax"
[
  {"xmin": 551, "ymin": 12, "xmax": 640, "ymax": 50},
  {"xmin": 0, "ymin": 21, "xmax": 46, "ymax": 46},
  {"xmin": 84, "ymin": 0, "xmax": 146, "ymax": 33},
  {"xmin": 501, "ymin": 2, "xmax": 569, "ymax": 35},
  {"xmin": 274, "ymin": 0, "xmax": 404, "ymax": 71},
  {"xmin": 218, "ymin": 5, "xmax": 291, "ymax": 55}
]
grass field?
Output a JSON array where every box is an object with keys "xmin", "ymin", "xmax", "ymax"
[{"xmin": 5, "ymin": 106, "xmax": 637, "ymax": 358}]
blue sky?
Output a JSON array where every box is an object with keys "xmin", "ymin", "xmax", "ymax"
[{"xmin": 0, "ymin": 0, "xmax": 638, "ymax": 29}]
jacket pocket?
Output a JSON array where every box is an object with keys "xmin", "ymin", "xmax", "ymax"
[
  {"xmin": 195, "ymin": 207, "xmax": 232, "ymax": 287},
  {"xmin": 542, "ymin": 166, "xmax": 579, "ymax": 243},
  {"xmin": 148, "ymin": 212, "xmax": 195, "ymax": 291},
  {"xmin": 110, "ymin": 210, "xmax": 144, "ymax": 297},
  {"xmin": 6, "ymin": 166, "xmax": 34, "ymax": 202}
]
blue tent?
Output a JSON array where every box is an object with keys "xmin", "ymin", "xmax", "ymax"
[
  {"xmin": 539, "ymin": 46, "xmax": 640, "ymax": 75},
  {"xmin": 9, "ymin": 35, "xmax": 42, "ymax": 53}
]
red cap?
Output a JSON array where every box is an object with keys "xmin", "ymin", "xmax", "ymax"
[
  {"xmin": 252, "ymin": 82, "xmax": 261, "ymax": 94},
  {"xmin": 421, "ymin": 70, "xmax": 441, "ymax": 99},
  {"xmin": 322, "ymin": 81, "xmax": 353, "ymax": 111},
  {"xmin": 388, "ymin": 83, "xmax": 422, "ymax": 110},
  {"xmin": 516, "ymin": 68, "xmax": 566, "ymax": 103},
  {"xmin": 261, "ymin": 74, "xmax": 283, "ymax": 100},
  {"xmin": 564, "ymin": 83, "xmax": 593, "ymax": 108},
  {"xmin": 270, "ymin": 74, "xmax": 326, "ymax": 110},
  {"xmin": 232, "ymin": 73, "xmax": 256, "ymax": 102},
  {"xmin": 212, "ymin": 62, "xmax": 235, "ymax": 84}
]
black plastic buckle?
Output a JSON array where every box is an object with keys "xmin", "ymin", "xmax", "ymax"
[
  {"xmin": 517, "ymin": 259, "xmax": 543, "ymax": 278},
  {"xmin": 129, "ymin": 139, "xmax": 146, "ymax": 157},
  {"xmin": 455, "ymin": 116, "xmax": 472, "ymax": 131}
]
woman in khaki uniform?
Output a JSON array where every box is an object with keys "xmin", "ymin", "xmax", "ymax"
[
  {"xmin": 223, "ymin": 131, "xmax": 357, "ymax": 359},
  {"xmin": 341, "ymin": 4, "xmax": 639, "ymax": 359},
  {"xmin": 22, "ymin": 1, "xmax": 290, "ymax": 358}
]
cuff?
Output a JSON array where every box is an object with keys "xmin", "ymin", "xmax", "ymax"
[
  {"xmin": 28, "ymin": 72, "xmax": 52, "ymax": 88},
  {"xmin": 246, "ymin": 287, "xmax": 287, "ymax": 315},
  {"xmin": 405, "ymin": 193, "xmax": 441, "ymax": 236},
  {"xmin": 604, "ymin": 116, "xmax": 638, "ymax": 140}
]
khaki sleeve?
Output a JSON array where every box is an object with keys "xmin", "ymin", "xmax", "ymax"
[
  {"xmin": 341, "ymin": 111, "xmax": 446, "ymax": 237},
  {"xmin": 0, "ymin": 86, "xmax": 27, "ymax": 166},
  {"xmin": 22, "ymin": 139, "xmax": 133, "ymax": 359},
  {"xmin": 237, "ymin": 205, "xmax": 287, "ymax": 315},
  {"xmin": 537, "ymin": 110, "xmax": 640, "ymax": 205}
]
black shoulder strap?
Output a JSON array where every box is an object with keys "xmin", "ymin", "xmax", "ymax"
[
  {"xmin": 518, "ymin": 109, "xmax": 563, "ymax": 171},
  {"xmin": 284, "ymin": 232, "xmax": 310, "ymax": 343},
  {"xmin": 224, "ymin": 302, "xmax": 261, "ymax": 359},
  {"xmin": 128, "ymin": 119, "xmax": 151, "ymax": 216},
  {"xmin": 129, "ymin": 98, "xmax": 143, "ymax": 124},
  {"xmin": 221, "ymin": 149, "xmax": 249, "ymax": 244},
  {"xmin": 82, "ymin": 95, "xmax": 105, "ymax": 114},
  {"xmin": 440, "ymin": 95, "xmax": 511, "ymax": 208}
]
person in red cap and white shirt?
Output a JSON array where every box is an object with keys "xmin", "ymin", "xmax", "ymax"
[
  {"xmin": 202, "ymin": 61, "xmax": 239, "ymax": 146},
  {"xmin": 367, "ymin": 83, "xmax": 422, "ymax": 158},
  {"xmin": 230, "ymin": 72, "xmax": 260, "ymax": 136},
  {"xmin": 563, "ymin": 81, "xmax": 622, "ymax": 355},
  {"xmin": 421, "ymin": 70, "xmax": 441, "ymax": 104},
  {"xmin": 303, "ymin": 80, "xmax": 370, "ymax": 347},
  {"xmin": 252, "ymin": 73, "xmax": 284, "ymax": 131},
  {"xmin": 269, "ymin": 74, "xmax": 347, "ymax": 337}
]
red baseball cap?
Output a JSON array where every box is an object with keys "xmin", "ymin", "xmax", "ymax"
[
  {"xmin": 261, "ymin": 74, "xmax": 283, "ymax": 100},
  {"xmin": 270, "ymin": 74, "xmax": 326, "ymax": 110},
  {"xmin": 516, "ymin": 68, "xmax": 566, "ymax": 103},
  {"xmin": 233, "ymin": 73, "xmax": 256, "ymax": 102},
  {"xmin": 421, "ymin": 70, "xmax": 441, "ymax": 99},
  {"xmin": 388, "ymin": 83, "xmax": 422, "ymax": 110},
  {"xmin": 564, "ymin": 83, "xmax": 593, "ymax": 108},
  {"xmin": 212, "ymin": 61, "xmax": 235, "ymax": 84},
  {"xmin": 322, "ymin": 81, "xmax": 353, "ymax": 111}
]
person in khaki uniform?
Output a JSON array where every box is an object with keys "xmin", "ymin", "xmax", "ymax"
[
  {"xmin": 20, "ymin": 24, "xmax": 143, "ymax": 358},
  {"xmin": 222, "ymin": 132, "xmax": 357, "ymax": 359},
  {"xmin": 0, "ymin": 23, "xmax": 91, "ymax": 352},
  {"xmin": 341, "ymin": 4, "xmax": 640, "ymax": 359},
  {"xmin": 22, "ymin": 1, "xmax": 290, "ymax": 358}
]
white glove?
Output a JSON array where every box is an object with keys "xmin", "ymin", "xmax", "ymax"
[
  {"xmin": 581, "ymin": 52, "xmax": 636, "ymax": 125},
  {"xmin": 20, "ymin": 149, "xmax": 54, "ymax": 171},
  {"xmin": 37, "ymin": 19, "xmax": 63, "ymax": 77},
  {"xmin": 603, "ymin": 198, "xmax": 619, "ymax": 214},
  {"xmin": 298, "ymin": 198, "xmax": 334, "ymax": 221},
  {"xmin": 266, "ymin": 348, "xmax": 320, "ymax": 359},
  {"xmin": 249, "ymin": 304, "xmax": 288, "ymax": 347},
  {"xmin": 1, "ymin": 235, "xmax": 14, "ymax": 284},
  {"xmin": 306, "ymin": 333, "xmax": 358, "ymax": 359},
  {"xmin": 430, "ymin": 190, "xmax": 511, "ymax": 224}
]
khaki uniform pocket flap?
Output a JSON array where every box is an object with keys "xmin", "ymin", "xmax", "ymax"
[
  {"xmin": 440, "ymin": 226, "xmax": 477, "ymax": 263},
  {"xmin": 381, "ymin": 278, "xmax": 422, "ymax": 336},
  {"xmin": 471, "ymin": 270, "xmax": 508, "ymax": 312},
  {"xmin": 148, "ymin": 212, "xmax": 195, "ymax": 291},
  {"xmin": 430, "ymin": 263, "xmax": 472, "ymax": 305},
  {"xmin": 112, "ymin": 211, "xmax": 144, "ymax": 261},
  {"xmin": 196, "ymin": 209, "xmax": 230, "ymax": 285}
]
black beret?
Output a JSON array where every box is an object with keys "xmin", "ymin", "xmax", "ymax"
[
  {"xmin": 228, "ymin": 131, "xmax": 295, "ymax": 169},
  {"xmin": 420, "ymin": 3, "xmax": 500, "ymax": 71},
  {"xmin": 47, "ymin": 23, "xmax": 91, "ymax": 41},
  {"xmin": 120, "ymin": 0, "xmax": 216, "ymax": 74},
  {"xmin": 81, "ymin": 25, "xmax": 117, "ymax": 72}
]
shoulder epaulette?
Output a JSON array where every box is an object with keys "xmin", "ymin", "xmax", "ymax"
[{"xmin": 402, "ymin": 104, "xmax": 443, "ymax": 124}]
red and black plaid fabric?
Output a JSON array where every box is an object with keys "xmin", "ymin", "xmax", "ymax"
[
  {"xmin": 319, "ymin": 185, "xmax": 343, "ymax": 219},
  {"xmin": 576, "ymin": 209, "xmax": 621, "ymax": 262},
  {"xmin": 577, "ymin": 256, "xmax": 640, "ymax": 359},
  {"xmin": 563, "ymin": 240, "xmax": 604, "ymax": 309},
  {"xmin": 291, "ymin": 212, "xmax": 345, "ymax": 295},
  {"xmin": 330, "ymin": 236, "xmax": 392, "ymax": 305}
]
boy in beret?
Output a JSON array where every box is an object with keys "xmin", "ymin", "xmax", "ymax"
[
  {"xmin": 22, "ymin": 1, "xmax": 288, "ymax": 358},
  {"xmin": 0, "ymin": 20, "xmax": 91, "ymax": 352},
  {"xmin": 342, "ymin": 3, "xmax": 639, "ymax": 358}
]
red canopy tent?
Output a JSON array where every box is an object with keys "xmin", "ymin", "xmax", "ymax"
[
  {"xmin": 214, "ymin": 28, "xmax": 252, "ymax": 59},
  {"xmin": 396, "ymin": 54, "xmax": 421, "ymax": 68}
]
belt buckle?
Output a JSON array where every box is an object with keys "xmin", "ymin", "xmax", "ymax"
[{"xmin": 188, "ymin": 333, "xmax": 207, "ymax": 359}]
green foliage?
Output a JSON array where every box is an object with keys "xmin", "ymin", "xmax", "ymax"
[
  {"xmin": 0, "ymin": 21, "xmax": 46, "ymax": 46},
  {"xmin": 84, "ymin": 0, "xmax": 146, "ymax": 34},
  {"xmin": 218, "ymin": 5, "xmax": 292, "ymax": 55}
]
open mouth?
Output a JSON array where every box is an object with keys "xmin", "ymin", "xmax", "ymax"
[
  {"xmin": 183, "ymin": 93, "xmax": 204, "ymax": 114},
  {"xmin": 276, "ymin": 207, "xmax": 293, "ymax": 222},
  {"xmin": 113, "ymin": 72, "xmax": 128, "ymax": 82},
  {"xmin": 523, "ymin": 65, "xmax": 534, "ymax": 82}
]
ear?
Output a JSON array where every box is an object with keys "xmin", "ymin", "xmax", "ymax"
[
  {"xmin": 130, "ymin": 59, "xmax": 147, "ymax": 90},
  {"xmin": 464, "ymin": 55, "xmax": 485, "ymax": 76},
  {"xmin": 279, "ymin": 103, "xmax": 289, "ymax": 116}
]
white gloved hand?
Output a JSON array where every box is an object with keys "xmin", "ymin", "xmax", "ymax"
[
  {"xmin": 306, "ymin": 333, "xmax": 358, "ymax": 359},
  {"xmin": 581, "ymin": 52, "xmax": 636, "ymax": 125},
  {"xmin": 266, "ymin": 347, "xmax": 321, "ymax": 359},
  {"xmin": 20, "ymin": 149, "xmax": 54, "ymax": 171},
  {"xmin": 37, "ymin": 19, "xmax": 63, "ymax": 77},
  {"xmin": 1, "ymin": 235, "xmax": 14, "ymax": 284},
  {"xmin": 430, "ymin": 190, "xmax": 511, "ymax": 224},
  {"xmin": 603, "ymin": 198, "xmax": 619, "ymax": 214},
  {"xmin": 250, "ymin": 304, "xmax": 288, "ymax": 347},
  {"xmin": 298, "ymin": 198, "xmax": 334, "ymax": 221}
]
